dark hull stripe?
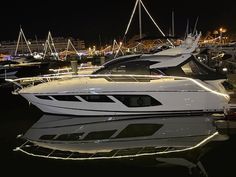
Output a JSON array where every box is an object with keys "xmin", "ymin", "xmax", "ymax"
[
  {"xmin": 28, "ymin": 134, "xmax": 209, "ymax": 146},
  {"xmin": 33, "ymin": 113, "xmax": 218, "ymax": 129}
]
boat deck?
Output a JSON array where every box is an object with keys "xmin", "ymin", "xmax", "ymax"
[
  {"xmin": 227, "ymin": 74, "xmax": 236, "ymax": 104},
  {"xmin": 229, "ymin": 95, "xmax": 236, "ymax": 104}
]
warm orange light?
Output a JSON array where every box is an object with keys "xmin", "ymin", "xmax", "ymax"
[{"xmin": 219, "ymin": 27, "xmax": 227, "ymax": 33}]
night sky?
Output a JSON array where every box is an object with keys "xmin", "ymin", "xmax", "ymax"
[{"xmin": 1, "ymin": 0, "xmax": 235, "ymax": 44}]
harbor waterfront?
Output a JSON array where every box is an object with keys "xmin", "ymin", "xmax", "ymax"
[
  {"xmin": 1, "ymin": 32, "xmax": 236, "ymax": 177},
  {"xmin": 1, "ymin": 84, "xmax": 236, "ymax": 177},
  {"xmin": 2, "ymin": 0, "xmax": 236, "ymax": 176}
]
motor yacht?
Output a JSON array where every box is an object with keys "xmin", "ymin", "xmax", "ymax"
[{"xmin": 7, "ymin": 33, "xmax": 231, "ymax": 117}]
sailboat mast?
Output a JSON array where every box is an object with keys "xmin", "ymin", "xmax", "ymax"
[
  {"xmin": 139, "ymin": 0, "xmax": 142, "ymax": 39},
  {"xmin": 15, "ymin": 29, "xmax": 21, "ymax": 56},
  {"xmin": 172, "ymin": 10, "xmax": 175, "ymax": 37}
]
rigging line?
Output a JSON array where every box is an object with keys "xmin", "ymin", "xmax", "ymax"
[
  {"xmin": 49, "ymin": 31, "xmax": 60, "ymax": 60},
  {"xmin": 123, "ymin": 0, "xmax": 139, "ymax": 38},
  {"xmin": 69, "ymin": 40, "xmax": 79, "ymax": 54},
  {"xmin": 15, "ymin": 28, "xmax": 22, "ymax": 56},
  {"xmin": 15, "ymin": 28, "xmax": 32, "ymax": 55},
  {"xmin": 139, "ymin": 0, "xmax": 174, "ymax": 47},
  {"xmin": 114, "ymin": 42, "xmax": 124, "ymax": 58},
  {"xmin": 21, "ymin": 28, "xmax": 32, "ymax": 55},
  {"xmin": 65, "ymin": 39, "xmax": 70, "ymax": 60}
]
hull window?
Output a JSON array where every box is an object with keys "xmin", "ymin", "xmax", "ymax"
[
  {"xmin": 52, "ymin": 95, "xmax": 81, "ymax": 101},
  {"xmin": 115, "ymin": 124, "xmax": 163, "ymax": 139},
  {"xmin": 39, "ymin": 134, "xmax": 56, "ymax": 140},
  {"xmin": 83, "ymin": 130, "xmax": 117, "ymax": 140},
  {"xmin": 55, "ymin": 133, "xmax": 84, "ymax": 141},
  {"xmin": 113, "ymin": 95, "xmax": 162, "ymax": 107},
  {"xmin": 35, "ymin": 95, "xmax": 52, "ymax": 100},
  {"xmin": 80, "ymin": 95, "xmax": 114, "ymax": 102}
]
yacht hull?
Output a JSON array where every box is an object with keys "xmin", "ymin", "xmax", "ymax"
[
  {"xmin": 18, "ymin": 76, "xmax": 228, "ymax": 116},
  {"xmin": 21, "ymin": 91, "xmax": 226, "ymax": 116}
]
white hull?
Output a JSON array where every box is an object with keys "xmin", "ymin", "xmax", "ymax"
[{"xmin": 19, "ymin": 76, "xmax": 228, "ymax": 116}]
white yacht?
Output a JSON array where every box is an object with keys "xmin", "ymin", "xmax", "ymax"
[{"xmin": 8, "ymin": 34, "xmax": 230, "ymax": 117}]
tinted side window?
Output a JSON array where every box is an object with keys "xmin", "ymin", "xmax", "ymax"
[
  {"xmin": 113, "ymin": 61, "xmax": 150, "ymax": 75},
  {"xmin": 181, "ymin": 60, "xmax": 208, "ymax": 76},
  {"xmin": 35, "ymin": 95, "xmax": 52, "ymax": 100},
  {"xmin": 80, "ymin": 95, "xmax": 114, "ymax": 102},
  {"xmin": 52, "ymin": 95, "xmax": 80, "ymax": 101},
  {"xmin": 97, "ymin": 61, "xmax": 151, "ymax": 75},
  {"xmin": 55, "ymin": 133, "xmax": 84, "ymax": 141},
  {"xmin": 113, "ymin": 95, "xmax": 162, "ymax": 107},
  {"xmin": 83, "ymin": 130, "xmax": 117, "ymax": 140},
  {"xmin": 115, "ymin": 124, "xmax": 163, "ymax": 138},
  {"xmin": 39, "ymin": 135, "xmax": 56, "ymax": 140}
]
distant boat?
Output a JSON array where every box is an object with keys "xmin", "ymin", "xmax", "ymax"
[{"xmin": 0, "ymin": 59, "xmax": 49, "ymax": 79}]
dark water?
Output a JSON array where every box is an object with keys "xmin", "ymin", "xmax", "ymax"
[{"xmin": 1, "ymin": 84, "xmax": 236, "ymax": 177}]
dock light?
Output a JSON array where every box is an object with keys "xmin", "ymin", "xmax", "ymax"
[
  {"xmin": 16, "ymin": 134, "xmax": 23, "ymax": 138},
  {"xmin": 222, "ymin": 68, "xmax": 228, "ymax": 72},
  {"xmin": 219, "ymin": 27, "xmax": 227, "ymax": 44},
  {"xmin": 219, "ymin": 27, "xmax": 227, "ymax": 33}
]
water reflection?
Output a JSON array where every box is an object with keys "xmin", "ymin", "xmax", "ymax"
[{"xmin": 15, "ymin": 114, "xmax": 234, "ymax": 177}]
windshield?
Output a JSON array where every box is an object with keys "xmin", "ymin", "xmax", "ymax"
[{"xmin": 93, "ymin": 60, "xmax": 163, "ymax": 75}]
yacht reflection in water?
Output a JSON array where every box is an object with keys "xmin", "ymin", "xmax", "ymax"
[{"xmin": 15, "ymin": 113, "xmax": 230, "ymax": 177}]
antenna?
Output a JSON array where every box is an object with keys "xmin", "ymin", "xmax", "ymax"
[
  {"xmin": 193, "ymin": 16, "xmax": 199, "ymax": 35},
  {"xmin": 35, "ymin": 35, "xmax": 39, "ymax": 53},
  {"xmin": 185, "ymin": 19, "xmax": 189, "ymax": 39},
  {"xmin": 99, "ymin": 34, "xmax": 102, "ymax": 49}
]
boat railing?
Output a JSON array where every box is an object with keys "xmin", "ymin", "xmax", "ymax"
[
  {"xmin": 5, "ymin": 74, "xmax": 230, "ymax": 99},
  {"xmin": 5, "ymin": 74, "xmax": 176, "ymax": 89},
  {"xmin": 49, "ymin": 65, "xmax": 102, "ymax": 75}
]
